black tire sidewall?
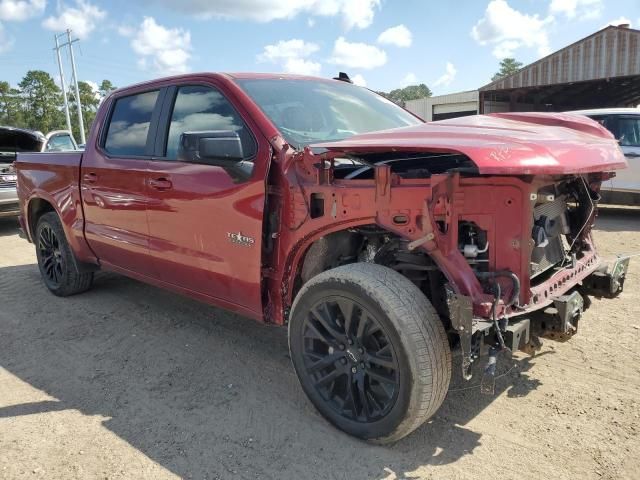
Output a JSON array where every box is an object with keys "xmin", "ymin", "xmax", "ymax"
[
  {"xmin": 289, "ymin": 280, "xmax": 414, "ymax": 440},
  {"xmin": 35, "ymin": 213, "xmax": 74, "ymax": 294}
]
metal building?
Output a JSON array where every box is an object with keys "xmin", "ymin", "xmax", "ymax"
[
  {"xmin": 406, "ymin": 91, "xmax": 478, "ymax": 121},
  {"xmin": 480, "ymin": 24, "xmax": 640, "ymax": 112},
  {"xmin": 405, "ymin": 25, "xmax": 640, "ymax": 120}
]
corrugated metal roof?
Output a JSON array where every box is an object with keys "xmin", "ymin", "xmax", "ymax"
[{"xmin": 480, "ymin": 26, "xmax": 640, "ymax": 92}]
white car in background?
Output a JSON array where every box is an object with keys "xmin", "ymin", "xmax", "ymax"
[{"xmin": 572, "ymin": 108, "xmax": 640, "ymax": 204}]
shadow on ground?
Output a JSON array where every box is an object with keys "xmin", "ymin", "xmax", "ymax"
[
  {"xmin": 0, "ymin": 217, "xmax": 20, "ymax": 237},
  {"xmin": 0, "ymin": 262, "xmax": 545, "ymax": 479}
]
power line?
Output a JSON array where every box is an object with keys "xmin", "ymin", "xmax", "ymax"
[
  {"xmin": 53, "ymin": 29, "xmax": 86, "ymax": 144},
  {"xmin": 53, "ymin": 34, "xmax": 72, "ymax": 134}
]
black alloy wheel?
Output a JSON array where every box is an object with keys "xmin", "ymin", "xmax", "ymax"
[
  {"xmin": 301, "ymin": 297, "xmax": 400, "ymax": 422},
  {"xmin": 38, "ymin": 223, "xmax": 64, "ymax": 287},
  {"xmin": 289, "ymin": 263, "xmax": 451, "ymax": 443},
  {"xmin": 35, "ymin": 211, "xmax": 94, "ymax": 296}
]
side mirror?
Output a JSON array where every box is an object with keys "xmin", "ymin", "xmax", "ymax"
[
  {"xmin": 178, "ymin": 130, "xmax": 244, "ymax": 165},
  {"xmin": 178, "ymin": 130, "xmax": 251, "ymax": 181}
]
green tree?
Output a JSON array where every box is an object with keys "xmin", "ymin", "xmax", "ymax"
[
  {"xmin": 492, "ymin": 58, "xmax": 524, "ymax": 82},
  {"xmin": 0, "ymin": 81, "xmax": 10, "ymax": 124},
  {"xmin": 18, "ymin": 70, "xmax": 64, "ymax": 133},
  {"xmin": 0, "ymin": 81, "xmax": 25, "ymax": 126},
  {"xmin": 378, "ymin": 84, "xmax": 432, "ymax": 107},
  {"xmin": 69, "ymin": 81, "xmax": 101, "ymax": 140},
  {"xmin": 98, "ymin": 79, "xmax": 116, "ymax": 99}
]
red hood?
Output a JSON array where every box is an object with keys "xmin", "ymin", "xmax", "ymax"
[{"xmin": 312, "ymin": 112, "xmax": 628, "ymax": 175}]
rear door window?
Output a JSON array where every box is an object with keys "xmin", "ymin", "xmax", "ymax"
[{"xmin": 104, "ymin": 90, "xmax": 160, "ymax": 156}]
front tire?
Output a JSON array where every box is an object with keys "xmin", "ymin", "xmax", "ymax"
[
  {"xmin": 35, "ymin": 212, "xmax": 93, "ymax": 296},
  {"xmin": 289, "ymin": 263, "xmax": 451, "ymax": 443}
]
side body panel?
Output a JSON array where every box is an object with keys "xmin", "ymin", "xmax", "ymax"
[
  {"xmin": 80, "ymin": 153, "xmax": 154, "ymax": 276},
  {"xmin": 145, "ymin": 166, "xmax": 267, "ymax": 314},
  {"xmin": 16, "ymin": 152, "xmax": 97, "ymax": 263},
  {"xmin": 79, "ymin": 85, "xmax": 160, "ymax": 277},
  {"xmin": 143, "ymin": 78, "xmax": 273, "ymax": 316}
]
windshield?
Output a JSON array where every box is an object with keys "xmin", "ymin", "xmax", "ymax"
[
  {"xmin": 613, "ymin": 117, "xmax": 640, "ymax": 147},
  {"xmin": 588, "ymin": 115, "xmax": 640, "ymax": 148},
  {"xmin": 235, "ymin": 78, "xmax": 422, "ymax": 149}
]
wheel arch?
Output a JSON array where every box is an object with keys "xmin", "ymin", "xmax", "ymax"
[
  {"xmin": 27, "ymin": 196, "xmax": 56, "ymax": 241},
  {"xmin": 282, "ymin": 222, "xmax": 450, "ymax": 323},
  {"xmin": 26, "ymin": 194, "xmax": 99, "ymax": 271}
]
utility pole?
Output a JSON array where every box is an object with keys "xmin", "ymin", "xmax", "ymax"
[
  {"xmin": 53, "ymin": 34, "xmax": 72, "ymax": 134},
  {"xmin": 58, "ymin": 29, "xmax": 85, "ymax": 144}
]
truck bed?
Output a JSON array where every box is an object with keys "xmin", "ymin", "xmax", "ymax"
[{"xmin": 16, "ymin": 151, "xmax": 88, "ymax": 258}]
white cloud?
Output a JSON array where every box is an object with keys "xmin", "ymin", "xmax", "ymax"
[
  {"xmin": 258, "ymin": 39, "xmax": 319, "ymax": 62},
  {"xmin": 85, "ymin": 80, "xmax": 98, "ymax": 92},
  {"xmin": 42, "ymin": 0, "xmax": 106, "ymax": 39},
  {"xmin": 149, "ymin": 0, "xmax": 380, "ymax": 30},
  {"xmin": 283, "ymin": 57, "xmax": 322, "ymax": 75},
  {"xmin": 471, "ymin": 0, "xmax": 552, "ymax": 59},
  {"xmin": 377, "ymin": 24, "xmax": 412, "ymax": 47},
  {"xmin": 307, "ymin": 18, "xmax": 315, "ymax": 27},
  {"xmin": 433, "ymin": 62, "xmax": 457, "ymax": 88},
  {"xmin": 602, "ymin": 17, "xmax": 632, "ymax": 29},
  {"xmin": 401, "ymin": 72, "xmax": 417, "ymax": 86},
  {"xmin": 339, "ymin": 0, "xmax": 379, "ymax": 30},
  {"xmin": 127, "ymin": 17, "xmax": 192, "ymax": 74},
  {"xmin": 0, "ymin": 0, "xmax": 45, "ymax": 21},
  {"xmin": 329, "ymin": 37, "xmax": 387, "ymax": 70},
  {"xmin": 116, "ymin": 24, "xmax": 134, "ymax": 37},
  {"xmin": 258, "ymin": 39, "xmax": 321, "ymax": 75},
  {"xmin": 549, "ymin": 0, "xmax": 603, "ymax": 21},
  {"xmin": 0, "ymin": 0, "xmax": 44, "ymax": 50},
  {"xmin": 0, "ymin": 22, "xmax": 14, "ymax": 53},
  {"xmin": 352, "ymin": 73, "xmax": 366, "ymax": 86}
]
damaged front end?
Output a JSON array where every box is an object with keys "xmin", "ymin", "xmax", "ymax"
[
  {"xmin": 271, "ymin": 112, "xmax": 629, "ymax": 394},
  {"xmin": 436, "ymin": 174, "xmax": 630, "ymax": 393},
  {"xmin": 288, "ymin": 146, "xmax": 629, "ymax": 394}
]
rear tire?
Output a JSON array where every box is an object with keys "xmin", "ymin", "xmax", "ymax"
[
  {"xmin": 35, "ymin": 211, "xmax": 93, "ymax": 296},
  {"xmin": 289, "ymin": 263, "xmax": 451, "ymax": 444}
]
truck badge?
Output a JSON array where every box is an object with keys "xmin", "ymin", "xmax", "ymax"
[{"xmin": 227, "ymin": 231, "xmax": 255, "ymax": 247}]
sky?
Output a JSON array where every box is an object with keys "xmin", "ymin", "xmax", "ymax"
[{"xmin": 0, "ymin": 0, "xmax": 639, "ymax": 95}]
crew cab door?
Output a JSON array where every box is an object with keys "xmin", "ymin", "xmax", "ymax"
[
  {"xmin": 81, "ymin": 88, "xmax": 164, "ymax": 276},
  {"xmin": 145, "ymin": 82, "xmax": 268, "ymax": 316}
]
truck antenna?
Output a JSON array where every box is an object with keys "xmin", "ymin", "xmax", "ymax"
[{"xmin": 333, "ymin": 72, "xmax": 353, "ymax": 84}]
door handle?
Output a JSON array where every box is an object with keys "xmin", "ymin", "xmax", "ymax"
[
  {"xmin": 149, "ymin": 177, "xmax": 173, "ymax": 190},
  {"xmin": 83, "ymin": 172, "xmax": 97, "ymax": 183}
]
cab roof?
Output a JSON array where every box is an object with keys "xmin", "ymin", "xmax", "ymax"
[{"xmin": 109, "ymin": 72, "xmax": 342, "ymax": 96}]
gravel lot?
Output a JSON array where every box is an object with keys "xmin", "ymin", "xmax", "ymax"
[{"xmin": 1, "ymin": 208, "xmax": 639, "ymax": 480}]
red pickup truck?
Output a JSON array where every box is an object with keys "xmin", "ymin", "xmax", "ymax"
[{"xmin": 16, "ymin": 73, "xmax": 629, "ymax": 443}]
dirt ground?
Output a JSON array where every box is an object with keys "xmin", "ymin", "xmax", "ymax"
[{"xmin": 0, "ymin": 208, "xmax": 639, "ymax": 480}]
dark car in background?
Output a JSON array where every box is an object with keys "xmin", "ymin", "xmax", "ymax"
[{"xmin": 0, "ymin": 127, "xmax": 77, "ymax": 218}]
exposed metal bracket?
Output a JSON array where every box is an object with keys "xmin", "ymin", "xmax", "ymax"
[{"xmin": 446, "ymin": 285, "xmax": 474, "ymax": 380}]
